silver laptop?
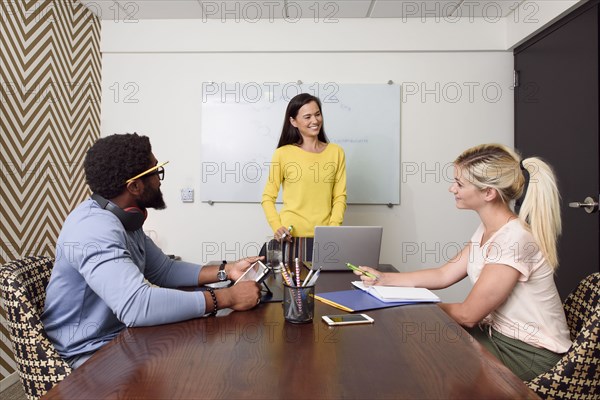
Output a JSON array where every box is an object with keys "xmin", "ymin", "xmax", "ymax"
[{"xmin": 312, "ymin": 226, "xmax": 383, "ymax": 271}]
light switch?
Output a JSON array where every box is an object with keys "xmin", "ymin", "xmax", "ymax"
[{"xmin": 181, "ymin": 188, "xmax": 194, "ymax": 203}]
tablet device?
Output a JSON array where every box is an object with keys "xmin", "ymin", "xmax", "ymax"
[{"xmin": 234, "ymin": 260, "xmax": 270, "ymax": 285}]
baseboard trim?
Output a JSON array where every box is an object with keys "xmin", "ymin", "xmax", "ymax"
[{"xmin": 0, "ymin": 372, "xmax": 20, "ymax": 392}]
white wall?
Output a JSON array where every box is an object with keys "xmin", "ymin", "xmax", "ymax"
[{"xmin": 100, "ymin": 18, "xmax": 516, "ymax": 302}]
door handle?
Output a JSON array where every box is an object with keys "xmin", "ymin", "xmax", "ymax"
[{"xmin": 568, "ymin": 196, "xmax": 599, "ymax": 214}]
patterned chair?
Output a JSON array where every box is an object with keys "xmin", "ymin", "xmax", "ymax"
[
  {"xmin": 0, "ymin": 256, "xmax": 71, "ymax": 399},
  {"xmin": 526, "ymin": 273, "xmax": 600, "ymax": 399}
]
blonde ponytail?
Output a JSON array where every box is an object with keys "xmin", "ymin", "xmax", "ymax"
[
  {"xmin": 518, "ymin": 158, "xmax": 561, "ymax": 269},
  {"xmin": 455, "ymin": 144, "xmax": 562, "ymax": 270}
]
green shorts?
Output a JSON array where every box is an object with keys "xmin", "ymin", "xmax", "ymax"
[{"xmin": 467, "ymin": 325, "xmax": 565, "ymax": 381}]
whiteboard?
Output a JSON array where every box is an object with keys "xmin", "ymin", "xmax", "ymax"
[{"xmin": 200, "ymin": 83, "xmax": 400, "ymax": 204}]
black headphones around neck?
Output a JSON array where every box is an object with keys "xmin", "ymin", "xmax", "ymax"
[{"xmin": 91, "ymin": 193, "xmax": 147, "ymax": 231}]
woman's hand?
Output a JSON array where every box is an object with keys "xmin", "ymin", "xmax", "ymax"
[
  {"xmin": 352, "ymin": 266, "xmax": 384, "ymax": 286},
  {"xmin": 226, "ymin": 256, "xmax": 264, "ymax": 281},
  {"xmin": 274, "ymin": 226, "xmax": 293, "ymax": 242}
]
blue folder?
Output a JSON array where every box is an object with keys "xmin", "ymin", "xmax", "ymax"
[{"xmin": 315, "ymin": 289, "xmax": 410, "ymax": 312}]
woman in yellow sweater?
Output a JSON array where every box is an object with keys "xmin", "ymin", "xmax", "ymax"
[{"xmin": 261, "ymin": 93, "xmax": 347, "ymax": 242}]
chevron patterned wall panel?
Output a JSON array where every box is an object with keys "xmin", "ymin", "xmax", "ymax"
[{"xmin": 0, "ymin": 0, "xmax": 101, "ymax": 383}]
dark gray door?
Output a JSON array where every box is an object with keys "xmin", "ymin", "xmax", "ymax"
[{"xmin": 514, "ymin": 1, "xmax": 599, "ymax": 299}]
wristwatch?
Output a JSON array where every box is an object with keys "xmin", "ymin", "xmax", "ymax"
[{"xmin": 217, "ymin": 260, "xmax": 228, "ymax": 281}]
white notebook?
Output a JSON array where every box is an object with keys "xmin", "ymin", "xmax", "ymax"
[{"xmin": 352, "ymin": 281, "xmax": 441, "ymax": 303}]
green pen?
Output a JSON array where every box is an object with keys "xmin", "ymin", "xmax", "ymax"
[
  {"xmin": 346, "ymin": 262, "xmax": 378, "ymax": 279},
  {"xmin": 281, "ymin": 225, "xmax": 293, "ymax": 240}
]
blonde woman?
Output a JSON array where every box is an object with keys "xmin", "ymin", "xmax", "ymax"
[{"xmin": 355, "ymin": 144, "xmax": 571, "ymax": 380}]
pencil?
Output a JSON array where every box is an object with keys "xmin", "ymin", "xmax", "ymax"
[{"xmin": 314, "ymin": 295, "xmax": 354, "ymax": 313}]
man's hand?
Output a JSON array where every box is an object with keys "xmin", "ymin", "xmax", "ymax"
[
  {"xmin": 226, "ymin": 256, "xmax": 264, "ymax": 281},
  {"xmin": 215, "ymin": 281, "xmax": 261, "ymax": 311}
]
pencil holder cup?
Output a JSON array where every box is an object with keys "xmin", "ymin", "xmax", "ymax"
[{"xmin": 283, "ymin": 284, "xmax": 315, "ymax": 324}]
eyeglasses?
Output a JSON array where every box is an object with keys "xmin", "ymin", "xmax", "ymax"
[{"xmin": 126, "ymin": 161, "xmax": 169, "ymax": 184}]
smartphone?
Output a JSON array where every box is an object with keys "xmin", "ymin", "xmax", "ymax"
[
  {"xmin": 234, "ymin": 260, "xmax": 270, "ymax": 285},
  {"xmin": 322, "ymin": 314, "xmax": 374, "ymax": 326}
]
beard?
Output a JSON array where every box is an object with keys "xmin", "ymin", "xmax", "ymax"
[{"xmin": 138, "ymin": 185, "xmax": 166, "ymax": 210}]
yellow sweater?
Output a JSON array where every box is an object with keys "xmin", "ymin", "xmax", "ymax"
[{"xmin": 261, "ymin": 144, "xmax": 347, "ymax": 237}]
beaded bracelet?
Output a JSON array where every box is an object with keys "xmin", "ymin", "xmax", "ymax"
[{"xmin": 206, "ymin": 287, "xmax": 218, "ymax": 316}]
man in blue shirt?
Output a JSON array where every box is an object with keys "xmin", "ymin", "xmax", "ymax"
[{"xmin": 42, "ymin": 133, "xmax": 261, "ymax": 368}]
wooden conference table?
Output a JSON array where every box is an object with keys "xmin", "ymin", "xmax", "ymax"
[{"xmin": 44, "ymin": 266, "xmax": 537, "ymax": 399}]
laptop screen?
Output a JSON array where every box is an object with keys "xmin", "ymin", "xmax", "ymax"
[{"xmin": 312, "ymin": 226, "xmax": 383, "ymax": 270}]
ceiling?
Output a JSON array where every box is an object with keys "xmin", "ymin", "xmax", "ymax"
[{"xmin": 80, "ymin": 0, "xmax": 527, "ymax": 20}]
